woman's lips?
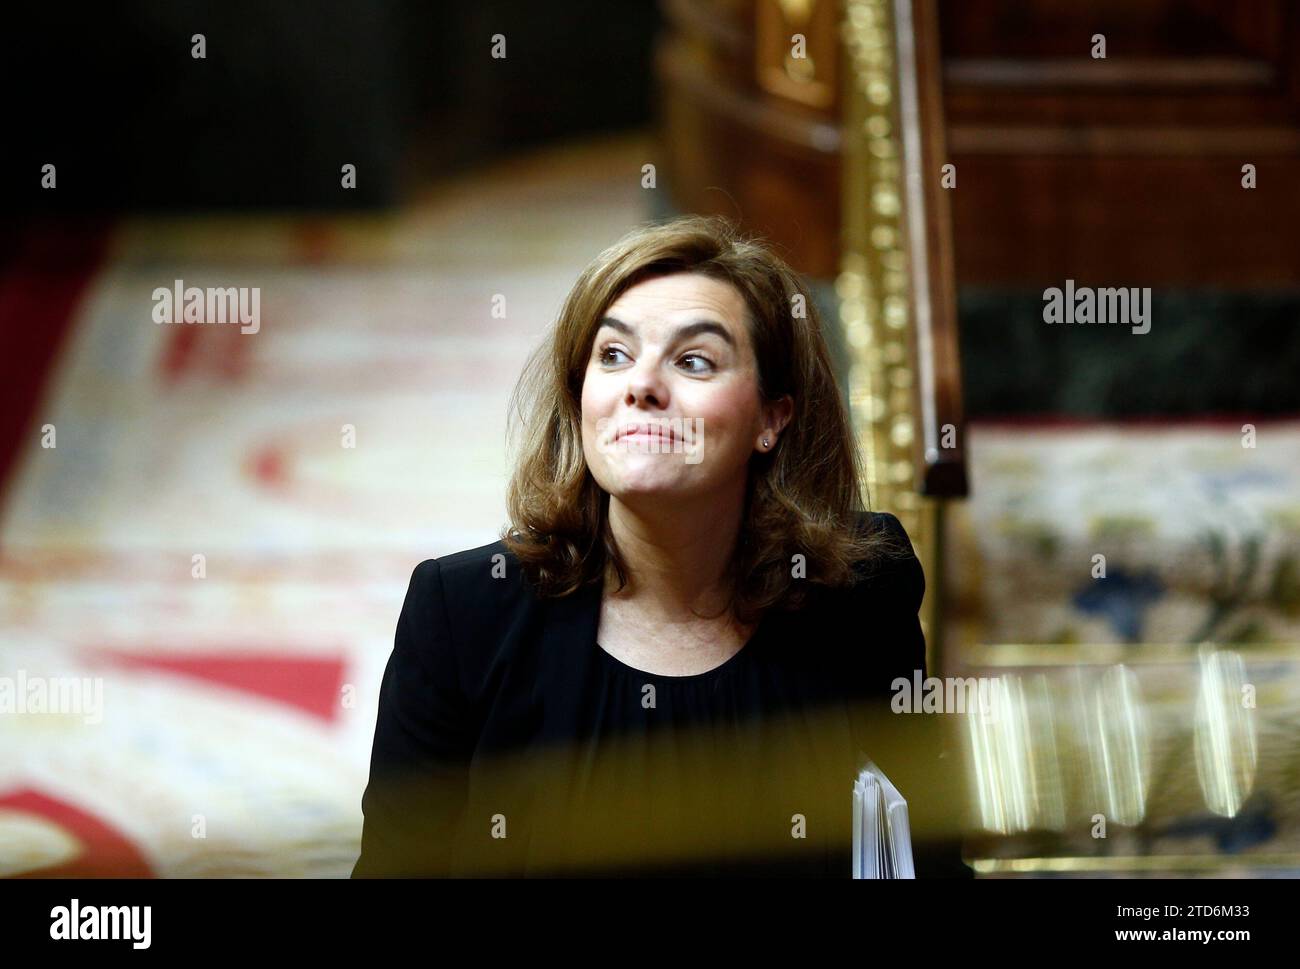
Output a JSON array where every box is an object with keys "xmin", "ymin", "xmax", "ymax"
[
  {"xmin": 619, "ymin": 432, "xmax": 676, "ymax": 444},
  {"xmin": 605, "ymin": 420, "xmax": 702, "ymax": 463},
  {"xmin": 616, "ymin": 423, "xmax": 678, "ymax": 445}
]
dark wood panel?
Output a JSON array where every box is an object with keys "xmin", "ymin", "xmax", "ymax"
[
  {"xmin": 936, "ymin": 0, "xmax": 1300, "ymax": 284},
  {"xmin": 656, "ymin": 33, "xmax": 842, "ymax": 277},
  {"xmin": 949, "ymin": 156, "xmax": 1300, "ymax": 286},
  {"xmin": 938, "ymin": 0, "xmax": 1286, "ymax": 60},
  {"xmin": 656, "ymin": 0, "xmax": 1300, "ymax": 285},
  {"xmin": 899, "ymin": 0, "xmax": 967, "ymax": 497},
  {"xmin": 940, "ymin": 0, "xmax": 1300, "ymax": 128}
]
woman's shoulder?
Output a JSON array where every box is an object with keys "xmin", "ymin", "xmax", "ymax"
[
  {"xmin": 846, "ymin": 510, "xmax": 925, "ymax": 599},
  {"xmin": 805, "ymin": 510, "xmax": 928, "ymax": 689},
  {"xmin": 775, "ymin": 510, "xmax": 923, "ymax": 635},
  {"xmin": 403, "ymin": 538, "xmax": 537, "ymax": 633},
  {"xmin": 852, "ymin": 508, "xmax": 913, "ymax": 547},
  {"xmin": 426, "ymin": 537, "xmax": 519, "ymax": 579}
]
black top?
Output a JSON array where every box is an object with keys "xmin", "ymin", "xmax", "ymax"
[{"xmin": 352, "ymin": 511, "xmax": 968, "ymax": 878}]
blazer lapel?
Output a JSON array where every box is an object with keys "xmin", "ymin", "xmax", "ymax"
[
  {"xmin": 540, "ymin": 577, "xmax": 602, "ymax": 649},
  {"xmin": 532, "ymin": 578, "xmax": 602, "ymax": 742}
]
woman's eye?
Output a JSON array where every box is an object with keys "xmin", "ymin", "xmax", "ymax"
[
  {"xmin": 599, "ymin": 346, "xmax": 628, "ymax": 365},
  {"xmin": 678, "ymin": 354, "xmax": 714, "ymax": 373}
]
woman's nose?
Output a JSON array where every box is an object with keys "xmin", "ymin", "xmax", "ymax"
[{"xmin": 625, "ymin": 360, "xmax": 668, "ymax": 408}]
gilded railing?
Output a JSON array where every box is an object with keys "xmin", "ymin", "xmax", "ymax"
[{"xmin": 838, "ymin": 0, "xmax": 946, "ymax": 671}]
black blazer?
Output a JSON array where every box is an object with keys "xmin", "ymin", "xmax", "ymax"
[{"xmin": 353, "ymin": 510, "xmax": 969, "ymax": 877}]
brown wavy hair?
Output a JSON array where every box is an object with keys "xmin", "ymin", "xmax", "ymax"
[{"xmin": 500, "ymin": 214, "xmax": 908, "ymax": 624}]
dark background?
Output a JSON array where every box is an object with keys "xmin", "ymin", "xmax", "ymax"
[{"xmin": 3, "ymin": 1, "xmax": 661, "ymax": 211}]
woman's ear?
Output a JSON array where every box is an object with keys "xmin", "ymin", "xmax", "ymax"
[
  {"xmin": 759, "ymin": 392, "xmax": 795, "ymax": 450},
  {"xmin": 763, "ymin": 394, "xmax": 794, "ymax": 441}
]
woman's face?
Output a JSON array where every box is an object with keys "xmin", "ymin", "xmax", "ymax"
[{"xmin": 579, "ymin": 272, "xmax": 791, "ymax": 506}]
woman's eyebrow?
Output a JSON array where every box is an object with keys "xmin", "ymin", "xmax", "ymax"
[{"xmin": 597, "ymin": 317, "xmax": 736, "ymax": 348}]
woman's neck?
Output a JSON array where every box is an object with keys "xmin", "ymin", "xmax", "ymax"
[{"xmin": 604, "ymin": 491, "xmax": 744, "ymax": 622}]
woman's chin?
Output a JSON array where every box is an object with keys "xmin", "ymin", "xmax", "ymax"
[{"xmin": 608, "ymin": 470, "xmax": 695, "ymax": 501}]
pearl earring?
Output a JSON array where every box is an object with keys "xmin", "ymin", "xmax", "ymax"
[{"xmin": 762, "ymin": 438, "xmax": 769, "ymax": 448}]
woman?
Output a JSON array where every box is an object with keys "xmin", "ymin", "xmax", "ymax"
[{"xmin": 353, "ymin": 215, "xmax": 960, "ymax": 877}]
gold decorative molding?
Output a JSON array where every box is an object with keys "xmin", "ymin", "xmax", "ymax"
[
  {"xmin": 756, "ymin": 0, "xmax": 836, "ymax": 108},
  {"xmin": 839, "ymin": 0, "xmax": 911, "ymax": 517},
  {"xmin": 839, "ymin": 0, "xmax": 944, "ymax": 668}
]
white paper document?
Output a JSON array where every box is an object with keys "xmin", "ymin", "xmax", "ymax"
[{"xmin": 852, "ymin": 757, "xmax": 915, "ymax": 879}]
